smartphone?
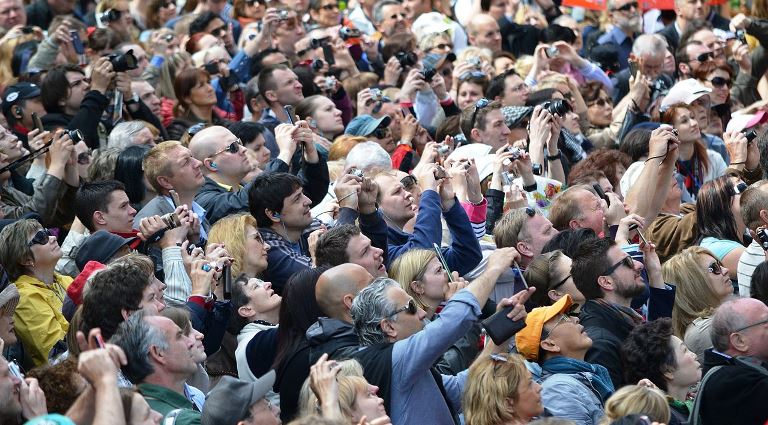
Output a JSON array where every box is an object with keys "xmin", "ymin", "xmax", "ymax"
[
  {"xmin": 593, "ymin": 183, "xmax": 610, "ymax": 208},
  {"xmin": 757, "ymin": 228, "xmax": 768, "ymax": 251},
  {"xmin": 628, "ymin": 59, "xmax": 640, "ymax": 77},
  {"xmin": 322, "ymin": 44, "xmax": 336, "ymax": 66},
  {"xmin": 482, "ymin": 306, "xmax": 527, "ymax": 345},
  {"xmin": 32, "ymin": 112, "xmax": 43, "ymax": 132},
  {"xmin": 628, "ymin": 223, "xmax": 648, "ymax": 245},
  {"xmin": 222, "ymin": 263, "xmax": 232, "ymax": 299},
  {"xmin": 284, "ymin": 105, "xmax": 298, "ymax": 125},
  {"xmin": 70, "ymin": 30, "xmax": 85, "ymax": 55},
  {"xmin": 433, "ymin": 243, "xmax": 454, "ymax": 282},
  {"xmin": 169, "ymin": 189, "xmax": 180, "ymax": 208}
]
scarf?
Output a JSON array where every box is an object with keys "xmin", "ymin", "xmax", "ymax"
[{"xmin": 542, "ymin": 356, "xmax": 615, "ymax": 401}]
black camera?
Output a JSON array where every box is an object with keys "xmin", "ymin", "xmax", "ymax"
[
  {"xmin": 395, "ymin": 51, "xmax": 418, "ymax": 69},
  {"xmin": 67, "ymin": 129, "xmax": 84, "ymax": 143},
  {"xmin": 542, "ymin": 99, "xmax": 572, "ymax": 116},
  {"xmin": 420, "ymin": 66, "xmax": 436, "ymax": 83},
  {"xmin": 744, "ymin": 129, "xmax": 758, "ymax": 143},
  {"xmin": 757, "ymin": 228, "xmax": 768, "ymax": 251},
  {"xmin": 107, "ymin": 49, "xmax": 138, "ymax": 72},
  {"xmin": 339, "ymin": 27, "xmax": 361, "ymax": 41},
  {"xmin": 277, "ymin": 9, "xmax": 289, "ymax": 20},
  {"xmin": 20, "ymin": 26, "xmax": 34, "ymax": 34},
  {"xmin": 433, "ymin": 165, "xmax": 448, "ymax": 179},
  {"xmin": 650, "ymin": 77, "xmax": 672, "ymax": 103},
  {"xmin": 203, "ymin": 62, "xmax": 219, "ymax": 75},
  {"xmin": 311, "ymin": 59, "xmax": 324, "ymax": 71},
  {"xmin": 309, "ymin": 36, "xmax": 330, "ymax": 49},
  {"xmin": 99, "ymin": 8, "xmax": 122, "ymax": 24}
]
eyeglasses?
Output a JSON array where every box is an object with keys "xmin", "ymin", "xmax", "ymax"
[
  {"xmin": 693, "ymin": 51, "xmax": 715, "ymax": 62},
  {"xmin": 388, "ymin": 12, "xmax": 407, "ymax": 19},
  {"xmin": 733, "ymin": 317, "xmax": 768, "ymax": 333},
  {"xmin": 28, "ymin": 228, "xmax": 52, "ymax": 246},
  {"xmin": 601, "ymin": 256, "xmax": 635, "ymax": 276},
  {"xmin": 588, "ymin": 97, "xmax": 613, "ymax": 107},
  {"xmin": 709, "ymin": 76, "xmax": 732, "ymax": 88},
  {"xmin": 211, "ymin": 24, "xmax": 228, "ymax": 37},
  {"xmin": 469, "ymin": 98, "xmax": 491, "ymax": 132},
  {"xmin": 386, "ymin": 299, "xmax": 418, "ymax": 318},
  {"xmin": 68, "ymin": 77, "xmax": 90, "ymax": 88},
  {"xmin": 368, "ymin": 127, "xmax": 390, "ymax": 139},
  {"xmin": 707, "ymin": 260, "xmax": 726, "ymax": 276},
  {"xmin": 552, "ymin": 274, "xmax": 572, "ymax": 290},
  {"xmin": 540, "ymin": 314, "xmax": 571, "ymax": 340},
  {"xmin": 320, "ymin": 3, "xmax": 339, "ymax": 10},
  {"xmin": 613, "ymin": 1, "xmax": 638, "ymax": 11},
  {"xmin": 400, "ymin": 174, "xmax": 418, "ymax": 191},
  {"xmin": 430, "ymin": 43, "xmax": 453, "ymax": 51},
  {"xmin": 212, "ymin": 139, "xmax": 243, "ymax": 157}
]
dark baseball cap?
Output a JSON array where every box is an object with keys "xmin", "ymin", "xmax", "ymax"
[{"xmin": 1, "ymin": 82, "xmax": 41, "ymax": 118}]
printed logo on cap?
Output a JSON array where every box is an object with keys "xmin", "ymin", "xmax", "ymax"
[{"xmin": 5, "ymin": 92, "xmax": 18, "ymax": 103}]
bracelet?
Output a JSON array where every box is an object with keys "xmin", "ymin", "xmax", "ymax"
[
  {"xmin": 730, "ymin": 161, "xmax": 746, "ymax": 166},
  {"xmin": 523, "ymin": 182, "xmax": 538, "ymax": 192},
  {"xmin": 545, "ymin": 150, "xmax": 562, "ymax": 161}
]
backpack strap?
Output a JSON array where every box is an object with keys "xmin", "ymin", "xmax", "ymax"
[{"xmin": 688, "ymin": 365, "xmax": 723, "ymax": 425}]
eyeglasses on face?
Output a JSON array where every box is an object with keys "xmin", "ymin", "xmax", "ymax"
[
  {"xmin": 588, "ymin": 97, "xmax": 613, "ymax": 107},
  {"xmin": 469, "ymin": 98, "xmax": 491, "ymax": 131},
  {"xmin": 211, "ymin": 24, "xmax": 228, "ymax": 37},
  {"xmin": 552, "ymin": 274, "xmax": 572, "ymax": 290},
  {"xmin": 430, "ymin": 43, "xmax": 453, "ymax": 51},
  {"xmin": 709, "ymin": 76, "xmax": 732, "ymax": 88},
  {"xmin": 540, "ymin": 314, "xmax": 571, "ymax": 340},
  {"xmin": 707, "ymin": 260, "xmax": 726, "ymax": 276},
  {"xmin": 320, "ymin": 2, "xmax": 339, "ymax": 10},
  {"xmin": 613, "ymin": 1, "xmax": 638, "ymax": 11},
  {"xmin": 694, "ymin": 51, "xmax": 715, "ymax": 62},
  {"xmin": 602, "ymin": 255, "xmax": 635, "ymax": 276},
  {"xmin": 733, "ymin": 317, "xmax": 768, "ymax": 333},
  {"xmin": 212, "ymin": 138, "xmax": 243, "ymax": 156},
  {"xmin": 368, "ymin": 127, "xmax": 390, "ymax": 139},
  {"xmin": 28, "ymin": 228, "xmax": 52, "ymax": 246},
  {"xmin": 387, "ymin": 298, "xmax": 418, "ymax": 318}
]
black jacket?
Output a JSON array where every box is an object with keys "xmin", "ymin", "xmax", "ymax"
[
  {"xmin": 498, "ymin": 18, "xmax": 541, "ymax": 58},
  {"xmin": 579, "ymin": 299, "xmax": 636, "ymax": 388},
  {"xmin": 25, "ymin": 0, "xmax": 55, "ymax": 29},
  {"xmin": 306, "ymin": 317, "xmax": 359, "ymax": 364},
  {"xmin": 656, "ymin": 24, "xmax": 680, "ymax": 52},
  {"xmin": 698, "ymin": 349, "xmax": 768, "ymax": 425}
]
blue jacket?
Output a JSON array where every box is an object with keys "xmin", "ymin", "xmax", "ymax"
[
  {"xmin": 386, "ymin": 190, "xmax": 482, "ymax": 276},
  {"xmin": 540, "ymin": 371, "xmax": 606, "ymax": 425}
]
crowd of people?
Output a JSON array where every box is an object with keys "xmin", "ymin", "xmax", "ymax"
[{"xmin": 1, "ymin": 0, "xmax": 768, "ymax": 422}]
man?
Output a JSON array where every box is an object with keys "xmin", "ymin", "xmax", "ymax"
[
  {"xmin": 202, "ymin": 373, "xmax": 281, "ymax": 425},
  {"xmin": 372, "ymin": 0, "xmax": 410, "ymax": 44},
  {"xmin": 458, "ymin": 100, "xmax": 512, "ymax": 151},
  {"xmin": 257, "ymin": 64, "xmax": 304, "ymax": 136},
  {"xmin": 270, "ymin": 8, "xmax": 305, "ymax": 59},
  {"xmin": 610, "ymin": 34, "xmax": 671, "ymax": 105},
  {"xmin": 350, "ymin": 248, "xmax": 532, "ymax": 424},
  {"xmin": 96, "ymin": 0, "xmax": 133, "ymax": 43},
  {"xmin": 372, "ymin": 168, "xmax": 482, "ymax": 275},
  {"xmin": 111, "ymin": 311, "xmax": 202, "ymax": 424},
  {"xmin": 118, "ymin": 43, "xmax": 149, "ymax": 79},
  {"xmin": 515, "ymin": 294, "xmax": 613, "ymax": 424},
  {"xmin": 657, "ymin": 0, "xmax": 729, "ymax": 52},
  {"xmin": 315, "ymin": 224, "xmax": 387, "ymax": 277},
  {"xmin": 189, "ymin": 11, "xmax": 236, "ymax": 54},
  {"xmin": 466, "ymin": 14, "xmax": 502, "ymax": 54},
  {"xmin": 189, "ymin": 126, "xmax": 254, "ymax": 224},
  {"xmin": 0, "ymin": 0, "xmax": 25, "ymax": 31},
  {"xmin": 737, "ymin": 184, "xmax": 768, "ymax": 297},
  {"xmin": 486, "ymin": 69, "xmax": 529, "ymax": 107},
  {"xmin": 572, "ymin": 237, "xmax": 647, "ymax": 387},
  {"xmin": 549, "ymin": 185, "xmax": 622, "ymax": 237},
  {"xmin": 1, "ymin": 82, "xmax": 45, "ymax": 145},
  {"xmin": 675, "ymin": 40, "xmax": 715, "ymax": 81},
  {"xmin": 107, "ymin": 121, "xmax": 156, "ymax": 149},
  {"xmin": 132, "ymin": 80, "xmax": 162, "ymax": 117},
  {"xmin": 57, "ymin": 180, "xmax": 137, "ymax": 276},
  {"xmin": 698, "ymin": 298, "xmax": 768, "ymax": 424},
  {"xmin": 597, "ymin": 0, "xmax": 642, "ymax": 69}
]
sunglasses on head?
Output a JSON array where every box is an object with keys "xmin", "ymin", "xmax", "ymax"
[
  {"xmin": 387, "ymin": 298, "xmax": 418, "ymax": 318},
  {"xmin": 431, "ymin": 43, "xmax": 453, "ymax": 51},
  {"xmin": 469, "ymin": 98, "xmax": 491, "ymax": 131},
  {"xmin": 602, "ymin": 255, "xmax": 635, "ymax": 276},
  {"xmin": 710, "ymin": 76, "xmax": 731, "ymax": 88},
  {"xmin": 368, "ymin": 127, "xmax": 390, "ymax": 139},
  {"xmin": 613, "ymin": 1, "xmax": 638, "ymax": 11},
  {"xmin": 28, "ymin": 228, "xmax": 52, "ymax": 246},
  {"xmin": 458, "ymin": 70, "xmax": 487, "ymax": 81},
  {"xmin": 187, "ymin": 123, "xmax": 206, "ymax": 137},
  {"xmin": 213, "ymin": 138, "xmax": 243, "ymax": 156}
]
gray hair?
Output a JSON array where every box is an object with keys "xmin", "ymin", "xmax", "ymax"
[
  {"xmin": 372, "ymin": 0, "xmax": 401, "ymax": 24},
  {"xmin": 632, "ymin": 34, "xmax": 668, "ymax": 58},
  {"xmin": 344, "ymin": 141, "xmax": 392, "ymax": 173},
  {"xmin": 108, "ymin": 121, "xmax": 149, "ymax": 150},
  {"xmin": 109, "ymin": 310, "xmax": 170, "ymax": 383},
  {"xmin": 710, "ymin": 299, "xmax": 749, "ymax": 352},
  {"xmin": 351, "ymin": 277, "xmax": 400, "ymax": 346}
]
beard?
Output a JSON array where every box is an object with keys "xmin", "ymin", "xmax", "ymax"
[
  {"xmin": 616, "ymin": 277, "xmax": 646, "ymax": 299},
  {"xmin": 618, "ymin": 15, "xmax": 642, "ymax": 33}
]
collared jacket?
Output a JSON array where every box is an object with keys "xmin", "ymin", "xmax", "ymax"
[
  {"xmin": 14, "ymin": 274, "xmax": 72, "ymax": 367},
  {"xmin": 698, "ymin": 350, "xmax": 768, "ymax": 425},
  {"xmin": 540, "ymin": 371, "xmax": 605, "ymax": 425},
  {"xmin": 138, "ymin": 383, "xmax": 202, "ymax": 425},
  {"xmin": 1, "ymin": 173, "xmax": 77, "ymax": 228}
]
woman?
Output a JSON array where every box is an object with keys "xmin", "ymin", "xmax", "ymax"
[
  {"xmin": 233, "ymin": 273, "xmax": 282, "ymax": 381},
  {"xmin": 166, "ymin": 68, "xmax": 230, "ymax": 140},
  {"xmin": 599, "ymin": 386, "xmax": 670, "ymax": 425},
  {"xmin": 0, "ymin": 33, "xmax": 39, "ymax": 88},
  {"xmin": 696, "ymin": 176, "xmax": 746, "ymax": 281},
  {"xmin": 463, "ymin": 352, "xmax": 543, "ymax": 425},
  {"xmin": 0, "ymin": 282, "xmax": 20, "ymax": 362},
  {"xmin": 622, "ymin": 318, "xmax": 702, "ymax": 425},
  {"xmin": 390, "ymin": 249, "xmax": 453, "ymax": 319},
  {"xmin": 0, "ymin": 219, "xmax": 72, "ymax": 368},
  {"xmin": 208, "ymin": 213, "xmax": 270, "ymax": 278},
  {"xmin": 578, "ymin": 80, "xmax": 640, "ymax": 150},
  {"xmin": 144, "ymin": 0, "xmax": 177, "ymax": 31},
  {"xmin": 456, "ymin": 74, "xmax": 490, "ymax": 110},
  {"xmin": 660, "ymin": 104, "xmax": 727, "ymax": 200},
  {"xmin": 695, "ymin": 62, "xmax": 734, "ymax": 133},
  {"xmin": 295, "ymin": 95, "xmax": 346, "ymax": 159},
  {"xmin": 232, "ymin": 0, "xmax": 266, "ymax": 27},
  {"xmin": 152, "ymin": 51, "xmax": 193, "ymax": 126},
  {"xmin": 663, "ymin": 246, "xmax": 733, "ymax": 363},
  {"xmin": 308, "ymin": 0, "xmax": 343, "ymax": 28},
  {"xmin": 567, "ymin": 148, "xmax": 631, "ymax": 197},
  {"xmin": 524, "ymin": 250, "xmax": 586, "ymax": 309},
  {"xmin": 114, "ymin": 145, "xmax": 153, "ymax": 211}
]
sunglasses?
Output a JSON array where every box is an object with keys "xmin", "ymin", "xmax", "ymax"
[
  {"xmin": 400, "ymin": 174, "xmax": 418, "ymax": 190},
  {"xmin": 588, "ymin": 97, "xmax": 613, "ymax": 107},
  {"xmin": 469, "ymin": 98, "xmax": 491, "ymax": 132},
  {"xmin": 710, "ymin": 76, "xmax": 732, "ymax": 88},
  {"xmin": 694, "ymin": 51, "xmax": 715, "ymax": 62},
  {"xmin": 613, "ymin": 1, "xmax": 638, "ymax": 11},
  {"xmin": 458, "ymin": 70, "xmax": 487, "ymax": 81},
  {"xmin": 552, "ymin": 273, "xmax": 572, "ymax": 290},
  {"xmin": 387, "ymin": 298, "xmax": 418, "ymax": 318},
  {"xmin": 160, "ymin": 1, "xmax": 175, "ymax": 7},
  {"xmin": 245, "ymin": 0, "xmax": 265, "ymax": 4},
  {"xmin": 320, "ymin": 3, "xmax": 339, "ymax": 10},
  {"xmin": 28, "ymin": 228, "xmax": 52, "ymax": 246},
  {"xmin": 602, "ymin": 255, "xmax": 635, "ymax": 276},
  {"xmin": 211, "ymin": 24, "xmax": 228, "ymax": 37},
  {"xmin": 213, "ymin": 138, "xmax": 243, "ymax": 156},
  {"xmin": 368, "ymin": 127, "xmax": 390, "ymax": 139},
  {"xmin": 708, "ymin": 260, "xmax": 726, "ymax": 276},
  {"xmin": 388, "ymin": 12, "xmax": 407, "ymax": 19},
  {"xmin": 431, "ymin": 43, "xmax": 453, "ymax": 51}
]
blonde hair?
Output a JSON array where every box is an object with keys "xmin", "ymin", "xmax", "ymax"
[
  {"xmin": 297, "ymin": 359, "xmax": 365, "ymax": 418},
  {"xmin": 326, "ymin": 160, "xmax": 345, "ymax": 183},
  {"xmin": 463, "ymin": 353, "xmax": 529, "ymax": 425},
  {"xmin": 389, "ymin": 249, "xmax": 438, "ymax": 313},
  {"xmin": 0, "ymin": 34, "xmax": 36, "ymax": 87},
  {"xmin": 600, "ymin": 386, "xmax": 670, "ymax": 425},
  {"xmin": 328, "ymin": 135, "xmax": 367, "ymax": 162},
  {"xmin": 142, "ymin": 140, "xmax": 183, "ymax": 194},
  {"xmin": 208, "ymin": 213, "xmax": 258, "ymax": 278},
  {"xmin": 514, "ymin": 55, "xmax": 535, "ymax": 80},
  {"xmin": 663, "ymin": 247, "xmax": 723, "ymax": 338},
  {"xmin": 456, "ymin": 47, "xmax": 493, "ymax": 69}
]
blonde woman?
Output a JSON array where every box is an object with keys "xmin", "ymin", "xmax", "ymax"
[
  {"xmin": 463, "ymin": 352, "xmax": 543, "ymax": 425},
  {"xmin": 663, "ymin": 246, "xmax": 733, "ymax": 363},
  {"xmin": 208, "ymin": 213, "xmax": 270, "ymax": 278},
  {"xmin": 599, "ymin": 385, "xmax": 670, "ymax": 425}
]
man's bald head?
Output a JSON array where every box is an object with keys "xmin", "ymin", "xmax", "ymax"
[
  {"xmin": 316, "ymin": 263, "xmax": 374, "ymax": 322},
  {"xmin": 468, "ymin": 14, "xmax": 496, "ymax": 35},
  {"xmin": 711, "ymin": 297, "xmax": 768, "ymax": 359},
  {"xmin": 188, "ymin": 126, "xmax": 233, "ymax": 160}
]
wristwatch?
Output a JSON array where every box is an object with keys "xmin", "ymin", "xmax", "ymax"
[{"xmin": 545, "ymin": 150, "xmax": 562, "ymax": 161}]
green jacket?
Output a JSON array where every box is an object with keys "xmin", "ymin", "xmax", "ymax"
[{"xmin": 138, "ymin": 383, "xmax": 202, "ymax": 425}]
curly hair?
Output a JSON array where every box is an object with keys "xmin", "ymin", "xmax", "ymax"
[
  {"xmin": 567, "ymin": 148, "xmax": 631, "ymax": 190},
  {"xmin": 621, "ymin": 318, "xmax": 677, "ymax": 392},
  {"xmin": 26, "ymin": 359, "xmax": 82, "ymax": 414}
]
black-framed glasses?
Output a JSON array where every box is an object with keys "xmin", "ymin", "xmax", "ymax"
[
  {"xmin": 707, "ymin": 260, "xmax": 726, "ymax": 276},
  {"xmin": 386, "ymin": 299, "xmax": 417, "ymax": 318},
  {"xmin": 613, "ymin": 1, "xmax": 638, "ymax": 11},
  {"xmin": 694, "ymin": 51, "xmax": 715, "ymax": 62},
  {"xmin": 588, "ymin": 97, "xmax": 613, "ymax": 107},
  {"xmin": 710, "ymin": 76, "xmax": 732, "ymax": 88},
  {"xmin": 212, "ymin": 138, "xmax": 243, "ymax": 157},
  {"xmin": 400, "ymin": 174, "xmax": 417, "ymax": 191},
  {"xmin": 469, "ymin": 98, "xmax": 491, "ymax": 131},
  {"xmin": 368, "ymin": 127, "xmax": 390, "ymax": 139},
  {"xmin": 320, "ymin": 2, "xmax": 339, "ymax": 10},
  {"xmin": 602, "ymin": 256, "xmax": 635, "ymax": 276},
  {"xmin": 28, "ymin": 228, "xmax": 52, "ymax": 246},
  {"xmin": 733, "ymin": 317, "xmax": 768, "ymax": 333},
  {"xmin": 211, "ymin": 24, "xmax": 228, "ymax": 37},
  {"xmin": 552, "ymin": 274, "xmax": 572, "ymax": 290}
]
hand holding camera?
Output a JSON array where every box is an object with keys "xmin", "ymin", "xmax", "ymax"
[{"xmin": 90, "ymin": 56, "xmax": 117, "ymax": 95}]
